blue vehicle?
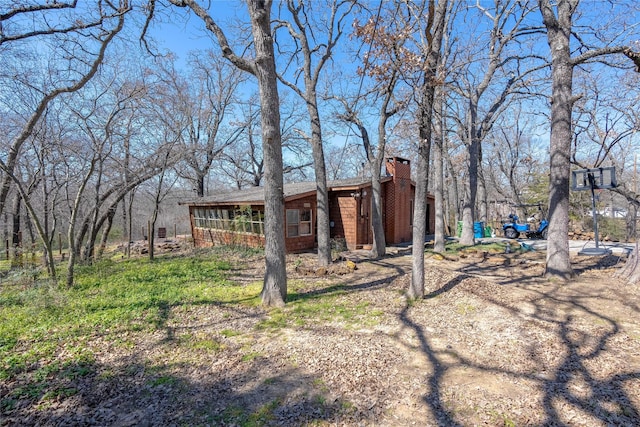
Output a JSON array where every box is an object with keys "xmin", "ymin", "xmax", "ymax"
[{"xmin": 502, "ymin": 212, "xmax": 549, "ymax": 239}]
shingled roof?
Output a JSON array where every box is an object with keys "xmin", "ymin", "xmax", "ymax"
[{"xmin": 181, "ymin": 176, "xmax": 392, "ymax": 206}]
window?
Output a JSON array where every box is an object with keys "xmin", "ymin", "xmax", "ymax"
[
  {"xmin": 193, "ymin": 206, "xmax": 264, "ymax": 235},
  {"xmin": 287, "ymin": 209, "xmax": 312, "ymax": 237}
]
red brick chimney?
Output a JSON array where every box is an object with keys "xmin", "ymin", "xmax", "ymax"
[
  {"xmin": 385, "ymin": 157, "xmax": 411, "ymax": 181},
  {"xmin": 384, "ymin": 157, "xmax": 412, "ymax": 244}
]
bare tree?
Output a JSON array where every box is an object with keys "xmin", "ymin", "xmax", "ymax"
[
  {"xmin": 154, "ymin": 52, "xmax": 247, "ymax": 197},
  {"xmin": 446, "ymin": 0, "xmax": 543, "ymax": 246},
  {"xmin": 275, "ymin": 0, "xmax": 356, "ymax": 266},
  {"xmin": 539, "ymin": 0, "xmax": 640, "ymax": 279},
  {"xmin": 165, "ymin": 0, "xmax": 288, "ymax": 306},
  {"xmin": 216, "ymin": 94, "xmax": 311, "ymax": 189},
  {"xmin": 409, "ymin": 0, "xmax": 449, "ymax": 299},
  {"xmin": 336, "ymin": 68, "xmax": 404, "ymax": 258},
  {"xmin": 148, "ymin": 144, "xmax": 181, "ymax": 261},
  {"xmin": 0, "ymin": 2, "xmax": 129, "ymax": 217},
  {"xmin": 486, "ymin": 110, "xmax": 547, "ymax": 207}
]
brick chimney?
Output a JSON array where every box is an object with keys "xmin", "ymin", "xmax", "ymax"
[
  {"xmin": 384, "ymin": 157, "xmax": 413, "ymax": 245},
  {"xmin": 385, "ymin": 157, "xmax": 411, "ymax": 181}
]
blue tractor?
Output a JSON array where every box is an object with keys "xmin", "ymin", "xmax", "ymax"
[{"xmin": 502, "ymin": 205, "xmax": 549, "ymax": 239}]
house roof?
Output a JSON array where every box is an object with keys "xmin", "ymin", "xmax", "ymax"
[{"xmin": 181, "ymin": 176, "xmax": 392, "ymax": 206}]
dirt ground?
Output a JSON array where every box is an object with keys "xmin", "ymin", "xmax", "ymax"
[{"xmin": 4, "ymin": 244, "xmax": 640, "ymax": 426}]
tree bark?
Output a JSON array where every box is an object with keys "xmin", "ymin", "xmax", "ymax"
[
  {"xmin": 249, "ymin": 1, "xmax": 287, "ymax": 306},
  {"xmin": 459, "ymin": 136, "xmax": 479, "ymax": 246},
  {"xmin": 169, "ymin": 0, "xmax": 287, "ymax": 306},
  {"xmin": 67, "ymin": 160, "xmax": 96, "ymax": 287},
  {"xmin": 276, "ymin": 0, "xmax": 353, "ymax": 267},
  {"xmin": 539, "ymin": 0, "xmax": 576, "ymax": 279},
  {"xmin": 409, "ymin": 0, "xmax": 448, "ymax": 299},
  {"xmin": 433, "ymin": 88, "xmax": 446, "ymax": 253},
  {"xmin": 11, "ymin": 192, "xmax": 21, "ymax": 251}
]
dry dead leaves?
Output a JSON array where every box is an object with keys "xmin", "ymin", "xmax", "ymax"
[{"xmin": 3, "ymin": 249, "xmax": 640, "ymax": 426}]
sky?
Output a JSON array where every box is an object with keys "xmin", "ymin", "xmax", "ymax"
[{"xmin": 136, "ymin": 1, "xmax": 640, "ymax": 179}]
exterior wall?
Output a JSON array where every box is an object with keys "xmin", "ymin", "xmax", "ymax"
[
  {"xmin": 384, "ymin": 158, "xmax": 413, "ymax": 244},
  {"xmin": 283, "ymin": 195, "xmax": 317, "ymax": 253},
  {"xmin": 186, "ymin": 158, "xmax": 436, "ymax": 253},
  {"xmin": 329, "ymin": 191, "xmax": 358, "ymax": 250}
]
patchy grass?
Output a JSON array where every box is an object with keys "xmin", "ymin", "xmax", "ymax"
[
  {"xmin": 253, "ymin": 281, "xmax": 383, "ymax": 331},
  {"xmin": 0, "ymin": 250, "xmax": 259, "ymax": 405},
  {"xmin": 426, "ymin": 240, "xmax": 527, "ymax": 257}
]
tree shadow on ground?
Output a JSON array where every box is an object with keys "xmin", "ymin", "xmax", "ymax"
[
  {"xmin": 398, "ymin": 274, "xmax": 466, "ymax": 425},
  {"xmin": 396, "ymin": 262, "xmax": 640, "ymax": 425},
  {"xmin": 287, "ymin": 256, "xmax": 407, "ymax": 303},
  {"xmin": 1, "ymin": 349, "xmax": 365, "ymax": 426}
]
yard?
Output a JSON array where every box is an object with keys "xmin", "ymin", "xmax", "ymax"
[{"xmin": 1, "ymin": 243, "xmax": 640, "ymax": 426}]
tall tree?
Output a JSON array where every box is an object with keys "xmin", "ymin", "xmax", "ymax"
[
  {"xmin": 165, "ymin": 0, "xmax": 287, "ymax": 306},
  {"xmin": 539, "ymin": 0, "xmax": 640, "ymax": 279},
  {"xmin": 275, "ymin": 0, "xmax": 356, "ymax": 266},
  {"xmin": 448, "ymin": 0, "xmax": 541, "ymax": 246},
  {"xmin": 409, "ymin": 0, "xmax": 449, "ymax": 299},
  {"xmin": 336, "ymin": 67, "xmax": 403, "ymax": 259},
  {"xmin": 216, "ymin": 93, "xmax": 311, "ymax": 189}
]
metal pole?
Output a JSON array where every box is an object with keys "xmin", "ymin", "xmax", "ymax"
[{"xmin": 589, "ymin": 174, "xmax": 601, "ymax": 249}]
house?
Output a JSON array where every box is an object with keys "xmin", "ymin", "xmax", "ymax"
[{"xmin": 182, "ymin": 157, "xmax": 435, "ymax": 252}]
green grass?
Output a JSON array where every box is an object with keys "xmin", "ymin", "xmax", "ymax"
[
  {"xmin": 214, "ymin": 399, "xmax": 282, "ymax": 427},
  {"xmin": 0, "ymin": 251, "xmax": 260, "ymax": 397},
  {"xmin": 1, "ymin": 246, "xmax": 385, "ymax": 423},
  {"xmin": 253, "ymin": 281, "xmax": 383, "ymax": 331}
]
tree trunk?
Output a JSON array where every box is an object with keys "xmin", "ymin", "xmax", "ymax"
[
  {"xmin": 196, "ymin": 172, "xmax": 205, "ymax": 197},
  {"xmin": 67, "ymin": 161, "xmax": 96, "ymax": 287},
  {"xmin": 460, "ymin": 137, "xmax": 479, "ymax": 246},
  {"xmin": 626, "ymin": 203, "xmax": 637, "ymax": 242},
  {"xmin": 248, "ymin": 1, "xmax": 287, "ymax": 306},
  {"xmin": 434, "ymin": 89, "xmax": 446, "ymax": 253},
  {"xmin": 97, "ymin": 204, "xmax": 117, "ymax": 259},
  {"xmin": 127, "ymin": 191, "xmax": 134, "ymax": 257},
  {"xmin": 11, "ymin": 193, "xmax": 21, "ymax": 252},
  {"xmin": 478, "ymin": 147, "xmax": 488, "ymax": 224},
  {"xmin": 410, "ymin": 0, "xmax": 448, "ymax": 299},
  {"xmin": 446, "ymin": 146, "xmax": 460, "ymax": 233},
  {"xmin": 410, "ymin": 134, "xmax": 430, "ymax": 299},
  {"xmin": 308, "ymin": 105, "xmax": 332, "ymax": 266},
  {"xmin": 167, "ymin": 0, "xmax": 286, "ymax": 305},
  {"xmin": 370, "ymin": 162, "xmax": 386, "ymax": 258},
  {"xmin": 540, "ymin": 0, "xmax": 575, "ymax": 279}
]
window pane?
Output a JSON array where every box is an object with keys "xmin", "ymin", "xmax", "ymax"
[
  {"xmin": 287, "ymin": 225, "xmax": 299, "ymax": 237},
  {"xmin": 299, "ymin": 223, "xmax": 311, "ymax": 235},
  {"xmin": 287, "ymin": 209, "xmax": 299, "ymax": 224}
]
